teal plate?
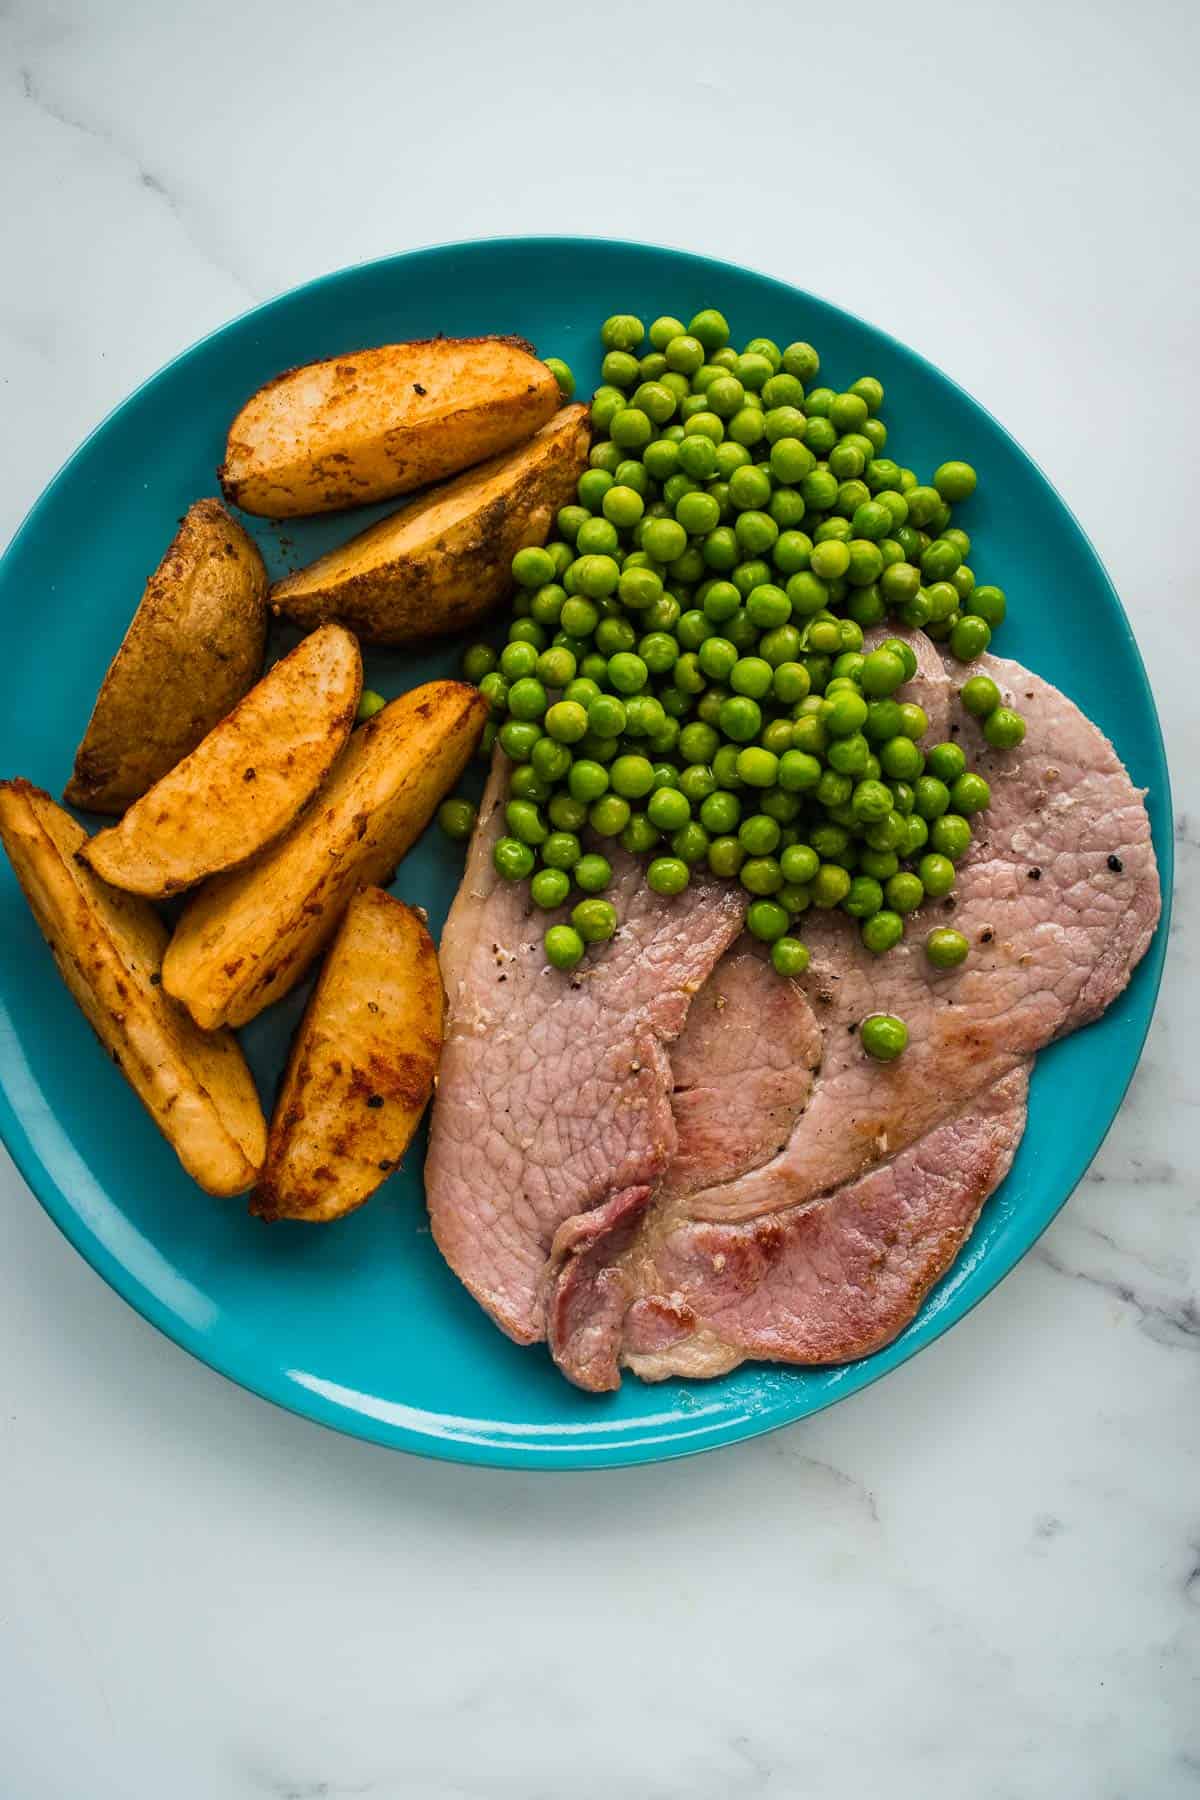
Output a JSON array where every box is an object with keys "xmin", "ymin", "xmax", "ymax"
[{"xmin": 0, "ymin": 239, "xmax": 1171, "ymax": 1468}]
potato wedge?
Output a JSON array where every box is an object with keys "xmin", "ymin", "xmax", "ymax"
[
  {"xmin": 219, "ymin": 335, "xmax": 562, "ymax": 518},
  {"xmin": 163, "ymin": 681, "xmax": 486, "ymax": 1031},
  {"xmin": 80, "ymin": 623, "xmax": 362, "ymax": 899},
  {"xmin": 0, "ymin": 780, "xmax": 266, "ymax": 1196},
  {"xmin": 270, "ymin": 405, "xmax": 590, "ymax": 645},
  {"xmin": 251, "ymin": 888, "xmax": 443, "ymax": 1222},
  {"xmin": 66, "ymin": 500, "xmax": 268, "ymax": 815}
]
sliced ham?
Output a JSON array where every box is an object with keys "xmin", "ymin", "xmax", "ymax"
[{"xmin": 428, "ymin": 638, "xmax": 1161, "ymax": 1389}]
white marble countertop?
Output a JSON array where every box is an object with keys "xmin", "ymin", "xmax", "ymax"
[{"xmin": 2, "ymin": 2, "xmax": 1197, "ymax": 1794}]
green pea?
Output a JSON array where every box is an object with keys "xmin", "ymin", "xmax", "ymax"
[
  {"xmin": 619, "ymin": 813, "xmax": 660, "ymax": 856},
  {"xmin": 860, "ymin": 1013, "xmax": 908, "ymax": 1059},
  {"xmin": 505, "ymin": 676, "xmax": 546, "ymax": 722},
  {"xmin": 664, "ymin": 334, "xmax": 705, "ymax": 376},
  {"xmin": 951, "ymin": 772, "xmax": 991, "ymax": 815},
  {"xmin": 696, "ymin": 790, "xmax": 737, "ymax": 835},
  {"xmin": 544, "ymin": 924, "xmax": 585, "ymax": 970},
  {"xmin": 643, "ymin": 439, "xmax": 679, "ymax": 482},
  {"xmin": 864, "ymin": 808, "xmax": 906, "ymax": 852},
  {"xmin": 860, "ymin": 649, "xmax": 907, "ymax": 697},
  {"xmin": 633, "ymin": 380, "xmax": 677, "ymax": 425},
  {"xmin": 967, "ymin": 584, "xmax": 1007, "ymax": 627},
  {"xmin": 845, "ymin": 585, "xmax": 887, "ymax": 627},
  {"xmin": 901, "ymin": 813, "xmax": 929, "ymax": 857},
  {"xmin": 649, "ymin": 315, "xmax": 687, "ymax": 350},
  {"xmin": 590, "ymin": 389, "xmax": 625, "ymax": 432},
  {"xmin": 743, "ymin": 899, "xmax": 787, "ymax": 943},
  {"xmin": 609, "ymin": 754, "xmax": 655, "ymax": 800},
  {"xmin": 964, "ymin": 676, "xmax": 1000, "ymax": 716},
  {"xmin": 929, "ymin": 813, "xmax": 972, "ymax": 860},
  {"xmin": 913, "ymin": 776, "xmax": 951, "ymax": 820},
  {"xmin": 829, "ymin": 441, "xmax": 865, "ymax": 480},
  {"xmin": 740, "ymin": 855, "xmax": 783, "ymax": 895},
  {"xmin": 540, "ymin": 700, "xmax": 585, "ymax": 744},
  {"xmin": 497, "ymin": 719, "xmax": 541, "ymax": 762},
  {"xmin": 842, "ymin": 875, "xmax": 884, "ymax": 918},
  {"xmin": 499, "ymin": 640, "xmax": 538, "ymax": 681},
  {"xmin": 897, "ymin": 702, "xmax": 928, "ymax": 740},
  {"xmin": 781, "ymin": 342, "xmax": 819, "ymax": 382},
  {"xmin": 589, "ymin": 794, "xmax": 631, "ymax": 838},
  {"xmin": 546, "ymin": 793, "xmax": 585, "ymax": 833},
  {"xmin": 926, "ymin": 927, "xmax": 969, "ymax": 969},
  {"xmin": 734, "ymin": 747, "xmax": 777, "ymax": 789},
  {"xmin": 950, "ymin": 615, "xmax": 992, "ymax": 661},
  {"xmin": 925, "ymin": 580, "xmax": 959, "ymax": 623},
  {"xmin": 493, "ymin": 835, "xmax": 534, "ymax": 882},
  {"xmin": 571, "ymin": 899, "xmax": 617, "ymax": 944},
  {"xmin": 811, "ymin": 539, "xmax": 851, "ymax": 581},
  {"xmin": 461, "ymin": 643, "xmax": 497, "ymax": 685},
  {"xmin": 607, "ymin": 653, "xmax": 647, "ymax": 696},
  {"xmin": 850, "ymin": 779, "xmax": 893, "ymax": 824},
  {"xmin": 984, "ymin": 706, "xmax": 1026, "ymax": 749},
  {"xmin": 810, "ymin": 863, "xmax": 851, "ymax": 909},
  {"xmin": 878, "ymin": 735, "xmax": 923, "ymax": 782},
  {"xmin": 934, "ymin": 460, "xmax": 977, "ymax": 502},
  {"xmin": 702, "ymin": 525, "xmax": 739, "ymax": 571},
  {"xmin": 437, "ymin": 796, "xmax": 477, "ymax": 841},
  {"xmin": 670, "ymin": 822, "xmax": 710, "ymax": 865},
  {"xmin": 773, "ymin": 750, "xmax": 819, "ymax": 794},
  {"xmin": 530, "ymin": 738, "xmax": 571, "ymax": 784},
  {"xmin": 568, "ymin": 856, "xmax": 608, "ymax": 900},
  {"xmin": 355, "ymin": 688, "xmax": 387, "ymax": 724},
  {"xmin": 739, "ymin": 812, "xmax": 781, "ymax": 856},
  {"xmin": 884, "ymin": 871, "xmax": 924, "ymax": 914},
  {"xmin": 543, "ymin": 357, "xmax": 574, "ymax": 399},
  {"xmin": 601, "ymin": 349, "xmax": 640, "ymax": 390},
  {"xmin": 601, "ymin": 314, "xmax": 645, "ymax": 351},
  {"xmin": 568, "ymin": 759, "xmax": 609, "ymax": 804},
  {"xmin": 771, "ymin": 937, "xmax": 810, "ymax": 977},
  {"xmin": 733, "ymin": 352, "xmax": 773, "ymax": 392},
  {"xmin": 820, "ymin": 690, "xmax": 867, "ymax": 738},
  {"xmin": 530, "ymin": 867, "xmax": 571, "ymax": 911}
]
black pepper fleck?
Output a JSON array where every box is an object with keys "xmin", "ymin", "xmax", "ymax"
[
  {"xmin": 149, "ymin": 971, "xmax": 162, "ymax": 985},
  {"xmin": 1107, "ymin": 854, "xmax": 1123, "ymax": 872},
  {"xmin": 366, "ymin": 1094, "xmax": 384, "ymax": 1109},
  {"xmin": 1028, "ymin": 867, "xmax": 1041, "ymax": 880},
  {"xmin": 413, "ymin": 382, "xmax": 427, "ymax": 395},
  {"xmin": 980, "ymin": 929, "xmax": 994, "ymax": 944}
]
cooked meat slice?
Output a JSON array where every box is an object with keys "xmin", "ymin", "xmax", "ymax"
[
  {"xmin": 424, "ymin": 753, "xmax": 745, "ymax": 1345},
  {"xmin": 431, "ymin": 644, "xmax": 1161, "ymax": 1391},
  {"xmin": 547, "ymin": 942, "xmax": 821, "ymax": 1389},
  {"xmin": 622, "ymin": 1065, "xmax": 1030, "ymax": 1383}
]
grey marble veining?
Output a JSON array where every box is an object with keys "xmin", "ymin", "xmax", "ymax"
[{"xmin": 0, "ymin": 1, "xmax": 1197, "ymax": 1795}]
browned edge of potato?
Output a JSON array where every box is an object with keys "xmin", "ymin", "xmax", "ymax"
[
  {"xmin": 252, "ymin": 887, "xmax": 444, "ymax": 1223},
  {"xmin": 65, "ymin": 499, "xmax": 268, "ymax": 816},
  {"xmin": 219, "ymin": 335, "xmax": 562, "ymax": 518},
  {"xmin": 80, "ymin": 623, "xmax": 363, "ymax": 899},
  {"xmin": 162, "ymin": 680, "xmax": 487, "ymax": 1031},
  {"xmin": 270, "ymin": 403, "xmax": 590, "ymax": 645},
  {"xmin": 0, "ymin": 779, "xmax": 266, "ymax": 1195}
]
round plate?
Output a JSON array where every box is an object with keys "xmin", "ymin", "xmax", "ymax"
[{"xmin": 0, "ymin": 238, "xmax": 1171, "ymax": 1468}]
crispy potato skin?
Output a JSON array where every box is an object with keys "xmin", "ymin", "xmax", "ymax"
[
  {"xmin": 0, "ymin": 780, "xmax": 266, "ymax": 1196},
  {"xmin": 80, "ymin": 623, "xmax": 362, "ymax": 898},
  {"xmin": 162, "ymin": 681, "xmax": 487, "ymax": 1031},
  {"xmin": 219, "ymin": 335, "xmax": 561, "ymax": 518},
  {"xmin": 252, "ymin": 888, "xmax": 443, "ymax": 1223},
  {"xmin": 65, "ymin": 500, "xmax": 268, "ymax": 815},
  {"xmin": 270, "ymin": 405, "xmax": 590, "ymax": 645}
]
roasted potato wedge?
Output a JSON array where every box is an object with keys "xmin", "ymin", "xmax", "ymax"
[
  {"xmin": 270, "ymin": 405, "xmax": 590, "ymax": 645},
  {"xmin": 80, "ymin": 623, "xmax": 362, "ymax": 898},
  {"xmin": 0, "ymin": 780, "xmax": 266, "ymax": 1196},
  {"xmin": 219, "ymin": 335, "xmax": 562, "ymax": 518},
  {"xmin": 66, "ymin": 500, "xmax": 268, "ymax": 815},
  {"xmin": 252, "ymin": 888, "xmax": 443, "ymax": 1222},
  {"xmin": 163, "ymin": 681, "xmax": 487, "ymax": 1031}
]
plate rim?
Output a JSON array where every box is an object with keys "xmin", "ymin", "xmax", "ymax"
[{"xmin": 0, "ymin": 234, "xmax": 1174, "ymax": 1470}]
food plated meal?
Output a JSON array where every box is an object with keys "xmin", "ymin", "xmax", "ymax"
[{"xmin": 0, "ymin": 240, "xmax": 1169, "ymax": 1464}]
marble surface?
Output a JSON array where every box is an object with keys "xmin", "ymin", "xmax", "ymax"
[{"xmin": 1, "ymin": 1, "xmax": 1197, "ymax": 1794}]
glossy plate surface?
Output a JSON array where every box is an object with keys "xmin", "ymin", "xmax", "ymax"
[{"xmin": 0, "ymin": 238, "xmax": 1171, "ymax": 1468}]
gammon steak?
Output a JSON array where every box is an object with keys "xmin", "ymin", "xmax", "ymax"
[{"xmin": 425, "ymin": 637, "xmax": 1160, "ymax": 1390}]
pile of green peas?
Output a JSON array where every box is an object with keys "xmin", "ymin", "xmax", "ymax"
[{"xmin": 447, "ymin": 307, "xmax": 1026, "ymax": 1009}]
